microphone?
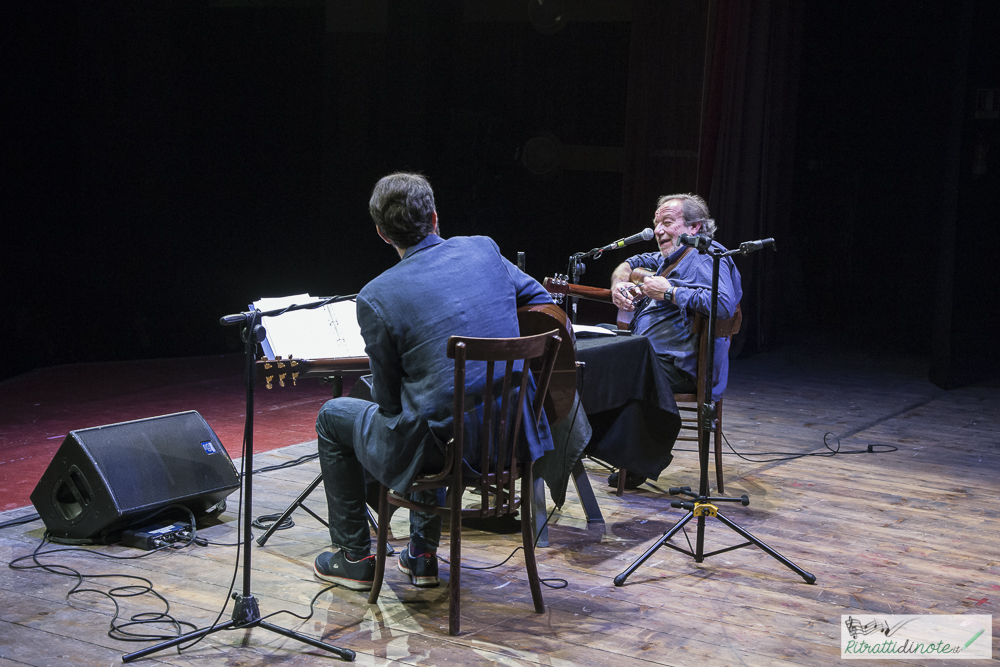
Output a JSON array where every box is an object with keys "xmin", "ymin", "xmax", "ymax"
[
  {"xmin": 678, "ymin": 233, "xmax": 712, "ymax": 251},
  {"xmin": 738, "ymin": 238, "xmax": 777, "ymax": 254},
  {"xmin": 600, "ymin": 228, "xmax": 654, "ymax": 252}
]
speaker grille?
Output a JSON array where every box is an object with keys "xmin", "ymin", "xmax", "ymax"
[
  {"xmin": 31, "ymin": 411, "xmax": 240, "ymax": 542},
  {"xmin": 77, "ymin": 412, "xmax": 235, "ymax": 513}
]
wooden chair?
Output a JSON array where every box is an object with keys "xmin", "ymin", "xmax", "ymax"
[
  {"xmin": 367, "ymin": 328, "xmax": 562, "ymax": 636},
  {"xmin": 615, "ymin": 306, "xmax": 742, "ymax": 496}
]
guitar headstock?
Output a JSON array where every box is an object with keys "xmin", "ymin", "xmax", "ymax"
[
  {"xmin": 260, "ymin": 355, "xmax": 301, "ymax": 389},
  {"xmin": 543, "ymin": 274, "xmax": 570, "ymax": 303}
]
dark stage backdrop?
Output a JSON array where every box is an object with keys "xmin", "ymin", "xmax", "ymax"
[
  {"xmin": 4, "ymin": 1, "xmax": 631, "ymax": 382},
  {"xmin": 4, "ymin": 1, "xmax": 998, "ymax": 387},
  {"xmin": 787, "ymin": 0, "xmax": 1000, "ymax": 388}
]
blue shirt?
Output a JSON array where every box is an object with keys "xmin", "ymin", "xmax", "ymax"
[{"xmin": 626, "ymin": 243, "xmax": 743, "ymax": 400}]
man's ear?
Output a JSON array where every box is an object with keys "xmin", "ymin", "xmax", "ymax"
[
  {"xmin": 431, "ymin": 210, "xmax": 439, "ymax": 235},
  {"xmin": 689, "ymin": 221, "xmax": 703, "ymax": 235},
  {"xmin": 376, "ymin": 226, "xmax": 393, "ymax": 245}
]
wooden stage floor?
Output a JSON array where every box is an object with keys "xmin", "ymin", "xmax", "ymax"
[{"xmin": 2, "ymin": 343, "xmax": 997, "ymax": 666}]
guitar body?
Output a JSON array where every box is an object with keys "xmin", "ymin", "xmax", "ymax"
[
  {"xmin": 616, "ymin": 308, "xmax": 633, "ymax": 332},
  {"xmin": 517, "ymin": 303, "xmax": 577, "ymax": 424}
]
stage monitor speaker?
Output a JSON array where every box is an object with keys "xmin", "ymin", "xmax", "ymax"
[{"xmin": 30, "ymin": 411, "xmax": 241, "ymax": 544}]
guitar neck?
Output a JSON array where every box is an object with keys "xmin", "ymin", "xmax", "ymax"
[
  {"xmin": 568, "ymin": 284, "xmax": 613, "ymax": 303},
  {"xmin": 543, "ymin": 278, "xmax": 613, "ymax": 304}
]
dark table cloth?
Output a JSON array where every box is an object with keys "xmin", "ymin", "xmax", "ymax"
[
  {"xmin": 534, "ymin": 333, "xmax": 682, "ymax": 507},
  {"xmin": 576, "ymin": 334, "xmax": 681, "ymax": 479}
]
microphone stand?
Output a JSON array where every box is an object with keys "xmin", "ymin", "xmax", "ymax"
[
  {"xmin": 123, "ymin": 298, "xmax": 357, "ymax": 663},
  {"xmin": 562, "ymin": 231, "xmax": 653, "ymax": 324},
  {"xmin": 613, "ymin": 239, "xmax": 815, "ymax": 587},
  {"xmin": 565, "ymin": 249, "xmax": 601, "ymax": 325}
]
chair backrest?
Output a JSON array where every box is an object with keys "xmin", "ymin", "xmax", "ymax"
[
  {"xmin": 445, "ymin": 329, "xmax": 562, "ymax": 517},
  {"xmin": 689, "ymin": 303, "xmax": 742, "ymax": 402}
]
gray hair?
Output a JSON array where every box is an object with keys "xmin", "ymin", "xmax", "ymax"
[
  {"xmin": 369, "ymin": 172, "xmax": 437, "ymax": 248},
  {"xmin": 656, "ymin": 193, "xmax": 717, "ymax": 239}
]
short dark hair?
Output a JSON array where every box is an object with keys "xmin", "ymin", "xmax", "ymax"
[
  {"xmin": 368, "ymin": 172, "xmax": 437, "ymax": 248},
  {"xmin": 656, "ymin": 193, "xmax": 717, "ymax": 238}
]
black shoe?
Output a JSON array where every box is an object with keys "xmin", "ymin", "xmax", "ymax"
[
  {"xmin": 314, "ymin": 550, "xmax": 375, "ymax": 591},
  {"xmin": 397, "ymin": 545, "xmax": 439, "ymax": 588},
  {"xmin": 607, "ymin": 470, "xmax": 647, "ymax": 490}
]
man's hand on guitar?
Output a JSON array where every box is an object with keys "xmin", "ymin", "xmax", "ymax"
[
  {"xmin": 639, "ymin": 276, "xmax": 673, "ymax": 302},
  {"xmin": 612, "ymin": 281, "xmax": 642, "ymax": 311}
]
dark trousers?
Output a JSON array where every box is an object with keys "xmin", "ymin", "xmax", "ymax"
[
  {"xmin": 656, "ymin": 355, "xmax": 697, "ymax": 394},
  {"xmin": 316, "ymin": 397, "xmax": 443, "ymax": 555}
]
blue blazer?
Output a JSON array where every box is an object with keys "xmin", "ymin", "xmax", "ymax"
[{"xmin": 351, "ymin": 234, "xmax": 555, "ymax": 493}]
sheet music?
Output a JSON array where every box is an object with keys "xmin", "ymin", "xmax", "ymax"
[{"xmin": 250, "ymin": 293, "xmax": 366, "ymax": 360}]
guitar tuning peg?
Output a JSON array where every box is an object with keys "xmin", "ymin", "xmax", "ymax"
[{"xmin": 265, "ymin": 375, "xmax": 274, "ymax": 389}]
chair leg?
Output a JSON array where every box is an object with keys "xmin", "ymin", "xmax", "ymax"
[
  {"xmin": 448, "ymin": 483, "xmax": 462, "ymax": 636},
  {"xmin": 367, "ymin": 484, "xmax": 391, "ymax": 605},
  {"xmin": 616, "ymin": 468, "xmax": 626, "ymax": 496},
  {"xmin": 520, "ymin": 473, "xmax": 545, "ymax": 614}
]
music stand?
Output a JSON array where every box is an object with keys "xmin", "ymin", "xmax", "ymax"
[
  {"xmin": 123, "ymin": 302, "xmax": 355, "ymax": 663},
  {"xmin": 613, "ymin": 238, "xmax": 816, "ymax": 587}
]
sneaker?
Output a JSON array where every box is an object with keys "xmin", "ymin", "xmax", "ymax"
[
  {"xmin": 314, "ymin": 550, "xmax": 375, "ymax": 591},
  {"xmin": 397, "ymin": 544, "xmax": 439, "ymax": 588},
  {"xmin": 607, "ymin": 470, "xmax": 647, "ymax": 490}
]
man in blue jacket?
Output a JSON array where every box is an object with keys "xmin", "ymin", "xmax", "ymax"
[{"xmin": 314, "ymin": 172, "xmax": 555, "ymax": 590}]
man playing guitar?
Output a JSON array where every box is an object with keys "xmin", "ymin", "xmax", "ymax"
[{"xmin": 608, "ymin": 194, "xmax": 743, "ymax": 488}]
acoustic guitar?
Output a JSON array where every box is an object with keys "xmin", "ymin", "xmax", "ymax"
[
  {"xmin": 543, "ymin": 275, "xmax": 636, "ymax": 331},
  {"xmin": 543, "ymin": 275, "xmax": 744, "ymax": 340},
  {"xmin": 515, "ymin": 302, "xmax": 577, "ymax": 424},
  {"xmin": 257, "ymin": 302, "xmax": 579, "ymax": 425}
]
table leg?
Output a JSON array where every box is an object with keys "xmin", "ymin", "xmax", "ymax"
[
  {"xmin": 322, "ymin": 375, "xmax": 344, "ymax": 398},
  {"xmin": 571, "ymin": 459, "xmax": 605, "ymax": 524}
]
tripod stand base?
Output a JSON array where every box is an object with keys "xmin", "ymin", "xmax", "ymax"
[
  {"xmin": 614, "ymin": 508, "xmax": 815, "ymax": 587},
  {"xmin": 256, "ymin": 472, "xmax": 391, "ymax": 554},
  {"xmin": 121, "ymin": 593, "xmax": 355, "ymax": 663}
]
